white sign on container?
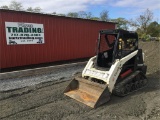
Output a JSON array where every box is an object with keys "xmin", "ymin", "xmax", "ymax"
[{"xmin": 5, "ymin": 22, "xmax": 45, "ymax": 45}]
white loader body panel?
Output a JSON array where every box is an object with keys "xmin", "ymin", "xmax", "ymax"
[{"xmin": 82, "ymin": 50, "xmax": 138, "ymax": 93}]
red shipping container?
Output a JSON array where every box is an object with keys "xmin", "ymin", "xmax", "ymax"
[{"xmin": 0, "ymin": 9, "xmax": 116, "ymax": 69}]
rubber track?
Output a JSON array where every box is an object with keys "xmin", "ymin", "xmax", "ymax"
[{"xmin": 113, "ymin": 71, "xmax": 147, "ymax": 97}]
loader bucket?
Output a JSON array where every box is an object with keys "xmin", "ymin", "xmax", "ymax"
[{"xmin": 64, "ymin": 77, "xmax": 110, "ymax": 108}]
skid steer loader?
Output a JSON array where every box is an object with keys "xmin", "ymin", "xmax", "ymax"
[{"xmin": 64, "ymin": 29, "xmax": 147, "ymax": 108}]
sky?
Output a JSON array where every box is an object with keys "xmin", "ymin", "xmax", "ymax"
[{"xmin": 1, "ymin": 0, "xmax": 160, "ymax": 22}]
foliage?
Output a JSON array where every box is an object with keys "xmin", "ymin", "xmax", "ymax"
[
  {"xmin": 9, "ymin": 0, "xmax": 23, "ymax": 10},
  {"xmin": 66, "ymin": 11, "xmax": 93, "ymax": 19},
  {"xmin": 90, "ymin": 17, "xmax": 100, "ymax": 21},
  {"xmin": 67, "ymin": 12, "xmax": 79, "ymax": 18},
  {"xmin": 57, "ymin": 14, "xmax": 66, "ymax": 16},
  {"xmin": 127, "ymin": 9, "xmax": 160, "ymax": 40},
  {"xmin": 138, "ymin": 22, "xmax": 160, "ymax": 41},
  {"xmin": 26, "ymin": 7, "xmax": 33, "ymax": 12},
  {"xmin": 130, "ymin": 9, "xmax": 153, "ymax": 33},
  {"xmin": 26, "ymin": 7, "xmax": 41, "ymax": 13},
  {"xmin": 85, "ymin": 12, "xmax": 92, "ymax": 19},
  {"xmin": 0, "ymin": 5, "xmax": 9, "ymax": 9},
  {"xmin": 111, "ymin": 18, "xmax": 129, "ymax": 30},
  {"xmin": 137, "ymin": 9, "xmax": 153, "ymax": 33},
  {"xmin": 33, "ymin": 7, "xmax": 41, "ymax": 13},
  {"xmin": 141, "ymin": 33, "xmax": 150, "ymax": 41},
  {"xmin": 52, "ymin": 12, "xmax": 56, "ymax": 15},
  {"xmin": 0, "ymin": 1, "xmax": 159, "ymax": 39},
  {"xmin": 100, "ymin": 10, "xmax": 109, "ymax": 21},
  {"xmin": 0, "ymin": 0, "xmax": 42, "ymax": 12},
  {"xmin": 78, "ymin": 11, "xmax": 87, "ymax": 18},
  {"xmin": 146, "ymin": 21, "xmax": 160, "ymax": 37}
]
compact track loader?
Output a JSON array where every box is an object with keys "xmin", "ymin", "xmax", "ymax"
[{"xmin": 64, "ymin": 29, "xmax": 147, "ymax": 108}]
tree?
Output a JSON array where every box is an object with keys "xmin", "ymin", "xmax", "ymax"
[
  {"xmin": 136, "ymin": 28, "xmax": 143, "ymax": 37},
  {"xmin": 26, "ymin": 7, "xmax": 34, "ymax": 12},
  {"xmin": 147, "ymin": 21, "xmax": 160, "ymax": 37},
  {"xmin": 1, "ymin": 5, "xmax": 9, "ymax": 9},
  {"xmin": 33, "ymin": 7, "xmax": 41, "ymax": 13},
  {"xmin": 111, "ymin": 18, "xmax": 129, "ymax": 30},
  {"xmin": 0, "ymin": 0, "xmax": 42, "ymax": 12},
  {"xmin": 129, "ymin": 9, "xmax": 154, "ymax": 39},
  {"xmin": 67, "ymin": 12, "xmax": 79, "ymax": 18},
  {"xmin": 90, "ymin": 17, "xmax": 100, "ymax": 21},
  {"xmin": 9, "ymin": 0, "xmax": 23, "ymax": 10},
  {"xmin": 57, "ymin": 14, "xmax": 66, "ymax": 16},
  {"xmin": 26, "ymin": 7, "xmax": 41, "ymax": 12},
  {"xmin": 52, "ymin": 12, "xmax": 56, "ymax": 15},
  {"xmin": 100, "ymin": 10, "xmax": 109, "ymax": 21},
  {"xmin": 78, "ymin": 11, "xmax": 87, "ymax": 18},
  {"xmin": 130, "ymin": 9, "xmax": 153, "ymax": 33},
  {"xmin": 136, "ymin": 9, "xmax": 153, "ymax": 33},
  {"xmin": 78, "ymin": 11, "xmax": 93, "ymax": 19},
  {"xmin": 85, "ymin": 12, "xmax": 92, "ymax": 19}
]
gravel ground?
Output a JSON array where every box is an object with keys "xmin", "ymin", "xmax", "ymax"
[
  {"xmin": 139, "ymin": 41, "xmax": 160, "ymax": 74},
  {"xmin": 0, "ymin": 64, "xmax": 84, "ymax": 91},
  {"xmin": 0, "ymin": 41, "xmax": 159, "ymax": 120}
]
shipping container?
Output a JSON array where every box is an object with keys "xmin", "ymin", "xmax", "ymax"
[{"xmin": 0, "ymin": 9, "xmax": 116, "ymax": 69}]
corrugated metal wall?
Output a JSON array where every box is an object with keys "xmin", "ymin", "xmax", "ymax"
[{"xmin": 0, "ymin": 9, "xmax": 115, "ymax": 69}]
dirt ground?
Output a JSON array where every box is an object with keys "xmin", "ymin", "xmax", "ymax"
[{"xmin": 0, "ymin": 41, "xmax": 160, "ymax": 120}]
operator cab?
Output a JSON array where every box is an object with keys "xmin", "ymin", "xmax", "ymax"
[{"xmin": 96, "ymin": 29, "xmax": 138, "ymax": 68}]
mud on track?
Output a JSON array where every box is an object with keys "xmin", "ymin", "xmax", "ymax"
[{"xmin": 0, "ymin": 41, "xmax": 160, "ymax": 120}]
